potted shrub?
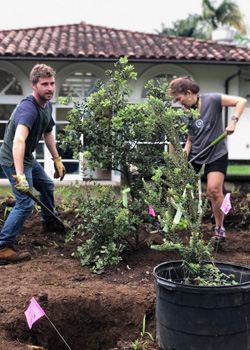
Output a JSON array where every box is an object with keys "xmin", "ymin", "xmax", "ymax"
[{"xmin": 144, "ymin": 106, "xmax": 250, "ymax": 350}]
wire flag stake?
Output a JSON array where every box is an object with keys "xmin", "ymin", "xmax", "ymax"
[{"xmin": 24, "ymin": 297, "xmax": 73, "ymax": 350}]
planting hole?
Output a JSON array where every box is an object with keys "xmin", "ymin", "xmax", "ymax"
[{"xmin": 4, "ymin": 297, "xmax": 155, "ymax": 349}]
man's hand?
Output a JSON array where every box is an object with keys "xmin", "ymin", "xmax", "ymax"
[
  {"xmin": 13, "ymin": 174, "xmax": 29, "ymax": 193},
  {"xmin": 53, "ymin": 157, "xmax": 66, "ymax": 181}
]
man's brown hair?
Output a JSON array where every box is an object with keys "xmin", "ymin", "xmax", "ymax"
[{"xmin": 30, "ymin": 64, "xmax": 56, "ymax": 85}]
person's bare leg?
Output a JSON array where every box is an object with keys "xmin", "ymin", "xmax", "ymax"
[{"xmin": 206, "ymin": 171, "xmax": 225, "ymax": 228}]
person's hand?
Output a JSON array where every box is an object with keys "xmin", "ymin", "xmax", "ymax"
[
  {"xmin": 225, "ymin": 120, "xmax": 236, "ymax": 137},
  {"xmin": 53, "ymin": 157, "xmax": 66, "ymax": 181},
  {"xmin": 13, "ymin": 174, "xmax": 29, "ymax": 193}
]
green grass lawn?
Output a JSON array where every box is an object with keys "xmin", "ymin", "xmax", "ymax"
[
  {"xmin": 227, "ymin": 165, "xmax": 250, "ymax": 175},
  {"xmin": 0, "ymin": 165, "xmax": 249, "ymax": 198},
  {"xmin": 0, "ymin": 187, "xmax": 13, "ymax": 196}
]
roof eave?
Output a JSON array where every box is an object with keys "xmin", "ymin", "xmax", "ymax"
[{"xmin": 0, "ymin": 55, "xmax": 250, "ymax": 66}]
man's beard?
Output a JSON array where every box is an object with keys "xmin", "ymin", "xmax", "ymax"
[{"xmin": 38, "ymin": 92, "xmax": 53, "ymax": 102}]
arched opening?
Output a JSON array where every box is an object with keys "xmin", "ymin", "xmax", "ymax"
[{"xmin": 136, "ymin": 65, "xmax": 196, "ymax": 155}]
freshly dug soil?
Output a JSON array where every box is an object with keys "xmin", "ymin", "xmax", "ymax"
[{"xmin": 0, "ymin": 192, "xmax": 250, "ymax": 350}]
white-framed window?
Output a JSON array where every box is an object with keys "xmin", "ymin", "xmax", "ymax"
[
  {"xmin": 51, "ymin": 64, "xmax": 110, "ymax": 181},
  {"xmin": 59, "ymin": 71, "xmax": 97, "ymax": 98},
  {"xmin": 53, "ymin": 105, "xmax": 81, "ymax": 180},
  {"xmin": 133, "ymin": 64, "xmax": 196, "ymax": 102},
  {"xmin": 134, "ymin": 65, "xmax": 196, "ymax": 155},
  {"xmin": 141, "ymin": 73, "xmax": 178, "ymax": 100}
]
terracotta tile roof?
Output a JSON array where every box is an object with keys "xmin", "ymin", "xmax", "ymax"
[{"xmin": 1, "ymin": 22, "xmax": 250, "ymax": 63}]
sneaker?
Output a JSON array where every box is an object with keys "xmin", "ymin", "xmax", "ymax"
[
  {"xmin": 41, "ymin": 220, "xmax": 65, "ymax": 234},
  {"xmin": 214, "ymin": 226, "xmax": 226, "ymax": 241},
  {"xmin": 0, "ymin": 244, "xmax": 31, "ymax": 265},
  {"xmin": 219, "ymin": 227, "xmax": 226, "ymax": 241},
  {"xmin": 214, "ymin": 227, "xmax": 220, "ymax": 240}
]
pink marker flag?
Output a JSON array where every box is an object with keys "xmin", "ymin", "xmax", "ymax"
[
  {"xmin": 149, "ymin": 206, "xmax": 156, "ymax": 217},
  {"xmin": 220, "ymin": 193, "xmax": 232, "ymax": 215},
  {"xmin": 24, "ymin": 297, "xmax": 45, "ymax": 329}
]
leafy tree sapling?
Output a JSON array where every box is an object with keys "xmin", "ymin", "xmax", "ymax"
[{"xmin": 59, "ymin": 58, "xmax": 173, "ymax": 250}]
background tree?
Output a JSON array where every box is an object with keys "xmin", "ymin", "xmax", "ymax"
[
  {"xmin": 233, "ymin": 32, "xmax": 250, "ymax": 47},
  {"xmin": 201, "ymin": 0, "xmax": 246, "ymax": 37},
  {"xmin": 157, "ymin": 0, "xmax": 246, "ymax": 40},
  {"xmin": 158, "ymin": 14, "xmax": 206, "ymax": 39}
]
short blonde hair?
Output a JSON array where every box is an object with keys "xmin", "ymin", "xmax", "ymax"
[{"xmin": 30, "ymin": 64, "xmax": 56, "ymax": 85}]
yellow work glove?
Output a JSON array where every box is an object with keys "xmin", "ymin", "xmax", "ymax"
[
  {"xmin": 53, "ymin": 156, "xmax": 66, "ymax": 181},
  {"xmin": 13, "ymin": 174, "xmax": 29, "ymax": 193}
]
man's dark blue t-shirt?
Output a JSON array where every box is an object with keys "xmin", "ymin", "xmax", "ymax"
[{"xmin": 0, "ymin": 95, "xmax": 55, "ymax": 167}]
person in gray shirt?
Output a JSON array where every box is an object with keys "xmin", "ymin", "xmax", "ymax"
[{"xmin": 169, "ymin": 76, "xmax": 247, "ymax": 241}]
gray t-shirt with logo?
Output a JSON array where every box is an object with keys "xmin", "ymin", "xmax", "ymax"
[{"xmin": 188, "ymin": 93, "xmax": 227, "ymax": 164}]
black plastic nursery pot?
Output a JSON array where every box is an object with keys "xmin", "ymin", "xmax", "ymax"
[{"xmin": 153, "ymin": 260, "xmax": 250, "ymax": 350}]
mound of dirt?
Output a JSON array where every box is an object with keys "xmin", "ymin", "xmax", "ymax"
[{"xmin": 0, "ymin": 192, "xmax": 250, "ymax": 350}]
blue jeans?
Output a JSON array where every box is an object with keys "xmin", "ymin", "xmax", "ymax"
[{"xmin": 0, "ymin": 159, "xmax": 55, "ymax": 245}]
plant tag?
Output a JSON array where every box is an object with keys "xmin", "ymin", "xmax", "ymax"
[
  {"xmin": 173, "ymin": 207, "xmax": 182, "ymax": 224},
  {"xmin": 163, "ymin": 224, "xmax": 169, "ymax": 233},
  {"xmin": 220, "ymin": 193, "xmax": 231, "ymax": 214},
  {"xmin": 198, "ymin": 179, "xmax": 202, "ymax": 213},
  {"xmin": 149, "ymin": 206, "xmax": 156, "ymax": 216},
  {"xmin": 121, "ymin": 188, "xmax": 130, "ymax": 208},
  {"xmin": 172, "ymin": 189, "xmax": 186, "ymax": 224}
]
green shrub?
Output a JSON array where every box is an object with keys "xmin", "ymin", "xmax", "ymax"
[
  {"xmin": 75, "ymin": 184, "xmax": 140, "ymax": 272},
  {"xmin": 59, "ymin": 57, "xmax": 208, "ymax": 273}
]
